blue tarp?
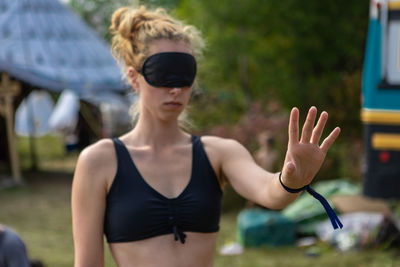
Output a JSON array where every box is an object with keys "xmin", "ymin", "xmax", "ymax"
[{"xmin": 0, "ymin": 0, "xmax": 126, "ymax": 95}]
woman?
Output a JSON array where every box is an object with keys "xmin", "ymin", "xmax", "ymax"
[{"xmin": 71, "ymin": 5, "xmax": 341, "ymax": 267}]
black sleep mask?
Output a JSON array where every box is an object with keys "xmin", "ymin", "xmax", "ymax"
[{"xmin": 139, "ymin": 52, "xmax": 197, "ymax": 88}]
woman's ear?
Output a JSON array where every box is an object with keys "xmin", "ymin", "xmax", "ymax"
[{"xmin": 127, "ymin": 66, "xmax": 140, "ymax": 93}]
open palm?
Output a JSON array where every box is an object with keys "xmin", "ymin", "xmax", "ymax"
[{"xmin": 281, "ymin": 107, "xmax": 341, "ymax": 189}]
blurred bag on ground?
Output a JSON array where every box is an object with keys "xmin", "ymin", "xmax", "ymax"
[{"xmin": 237, "ymin": 208, "xmax": 296, "ymax": 247}]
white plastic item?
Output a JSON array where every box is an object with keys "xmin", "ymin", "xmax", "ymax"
[
  {"xmin": 48, "ymin": 89, "xmax": 80, "ymax": 134},
  {"xmin": 15, "ymin": 90, "xmax": 55, "ymax": 136}
]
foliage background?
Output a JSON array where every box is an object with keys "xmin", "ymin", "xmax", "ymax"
[{"xmin": 68, "ymin": 0, "xmax": 369, "ymax": 181}]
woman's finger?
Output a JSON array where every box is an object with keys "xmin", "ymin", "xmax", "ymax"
[
  {"xmin": 311, "ymin": 111, "xmax": 328, "ymax": 145},
  {"xmin": 300, "ymin": 106, "xmax": 317, "ymax": 143},
  {"xmin": 288, "ymin": 107, "xmax": 299, "ymax": 145},
  {"xmin": 320, "ymin": 127, "xmax": 341, "ymax": 153}
]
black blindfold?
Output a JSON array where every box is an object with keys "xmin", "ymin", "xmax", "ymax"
[{"xmin": 139, "ymin": 52, "xmax": 197, "ymax": 88}]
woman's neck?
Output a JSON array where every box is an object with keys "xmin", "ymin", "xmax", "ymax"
[{"xmin": 125, "ymin": 113, "xmax": 189, "ymax": 149}]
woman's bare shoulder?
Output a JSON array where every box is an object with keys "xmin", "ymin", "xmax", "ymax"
[
  {"xmin": 78, "ymin": 139, "xmax": 115, "ymax": 163},
  {"xmin": 74, "ymin": 139, "xmax": 117, "ymax": 186},
  {"xmin": 200, "ymin": 135, "xmax": 244, "ymax": 153},
  {"xmin": 200, "ymin": 135, "xmax": 248, "ymax": 164},
  {"xmin": 201, "ymin": 135, "xmax": 253, "ymax": 166}
]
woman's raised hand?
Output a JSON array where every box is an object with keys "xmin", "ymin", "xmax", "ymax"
[{"xmin": 280, "ymin": 107, "xmax": 341, "ymax": 189}]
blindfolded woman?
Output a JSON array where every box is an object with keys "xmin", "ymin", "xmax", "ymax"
[{"xmin": 71, "ymin": 5, "xmax": 341, "ymax": 267}]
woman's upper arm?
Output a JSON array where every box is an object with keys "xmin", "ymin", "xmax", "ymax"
[
  {"xmin": 203, "ymin": 137, "xmax": 276, "ymax": 206},
  {"xmin": 71, "ymin": 140, "xmax": 116, "ymax": 267}
]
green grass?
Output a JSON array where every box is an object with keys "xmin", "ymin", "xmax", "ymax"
[
  {"xmin": 16, "ymin": 135, "xmax": 78, "ymax": 172},
  {"xmin": 0, "ymin": 135, "xmax": 399, "ymax": 266},
  {"xmin": 0, "ymin": 171, "xmax": 116, "ymax": 267},
  {"xmin": 1, "ymin": 175, "xmax": 399, "ymax": 267}
]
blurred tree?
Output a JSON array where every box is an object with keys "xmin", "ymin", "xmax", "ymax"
[
  {"xmin": 68, "ymin": 0, "xmax": 180, "ymax": 40},
  {"xmin": 69, "ymin": 0, "xmax": 130, "ymax": 39},
  {"xmin": 176, "ymin": 0, "xmax": 368, "ymax": 137}
]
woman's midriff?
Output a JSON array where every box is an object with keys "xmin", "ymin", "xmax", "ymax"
[{"xmin": 108, "ymin": 232, "xmax": 218, "ymax": 267}]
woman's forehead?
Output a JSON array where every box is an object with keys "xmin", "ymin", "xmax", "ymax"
[{"xmin": 148, "ymin": 39, "xmax": 192, "ymax": 56}]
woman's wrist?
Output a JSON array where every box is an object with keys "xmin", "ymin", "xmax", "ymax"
[{"xmin": 278, "ymin": 172, "xmax": 308, "ymax": 193}]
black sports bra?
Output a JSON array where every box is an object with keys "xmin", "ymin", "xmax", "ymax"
[{"xmin": 104, "ymin": 136, "xmax": 223, "ymax": 244}]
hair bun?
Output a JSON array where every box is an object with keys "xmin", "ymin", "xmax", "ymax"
[
  {"xmin": 111, "ymin": 6, "xmax": 156, "ymax": 40},
  {"xmin": 110, "ymin": 7, "xmax": 131, "ymax": 38}
]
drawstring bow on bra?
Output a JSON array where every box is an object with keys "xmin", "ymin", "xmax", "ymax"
[{"xmin": 168, "ymin": 215, "xmax": 186, "ymax": 244}]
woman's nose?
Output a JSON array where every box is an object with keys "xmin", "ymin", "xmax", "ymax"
[{"xmin": 169, "ymin": 87, "xmax": 182, "ymax": 94}]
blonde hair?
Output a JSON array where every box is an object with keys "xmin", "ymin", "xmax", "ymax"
[{"xmin": 109, "ymin": 5, "xmax": 205, "ymax": 127}]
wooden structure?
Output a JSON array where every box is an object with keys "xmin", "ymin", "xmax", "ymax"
[{"xmin": 0, "ymin": 73, "xmax": 22, "ymax": 182}]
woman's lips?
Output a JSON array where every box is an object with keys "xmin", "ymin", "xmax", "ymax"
[
  {"xmin": 163, "ymin": 101, "xmax": 182, "ymax": 108},
  {"xmin": 164, "ymin": 101, "xmax": 182, "ymax": 106}
]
